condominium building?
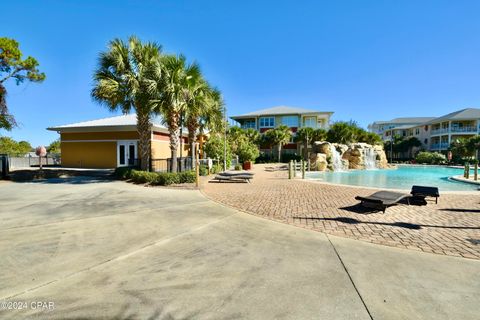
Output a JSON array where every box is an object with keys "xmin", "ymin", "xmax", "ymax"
[
  {"xmin": 230, "ymin": 106, "xmax": 333, "ymax": 155},
  {"xmin": 369, "ymin": 108, "xmax": 480, "ymax": 152}
]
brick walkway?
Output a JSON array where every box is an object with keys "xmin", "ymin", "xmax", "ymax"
[{"xmin": 201, "ymin": 164, "xmax": 480, "ymax": 260}]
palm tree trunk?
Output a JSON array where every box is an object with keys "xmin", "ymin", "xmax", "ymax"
[
  {"xmin": 278, "ymin": 144, "xmax": 282, "ymax": 162},
  {"xmin": 169, "ymin": 127, "xmax": 180, "ymax": 172},
  {"xmin": 137, "ymin": 112, "xmax": 152, "ymax": 171},
  {"xmin": 303, "ymin": 140, "xmax": 308, "ymax": 160}
]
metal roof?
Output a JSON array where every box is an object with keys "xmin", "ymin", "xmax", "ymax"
[
  {"xmin": 231, "ymin": 106, "xmax": 333, "ymax": 119},
  {"xmin": 47, "ymin": 114, "xmax": 170, "ymax": 132},
  {"xmin": 372, "ymin": 117, "xmax": 435, "ymax": 125},
  {"xmin": 425, "ymin": 108, "xmax": 480, "ymax": 124}
]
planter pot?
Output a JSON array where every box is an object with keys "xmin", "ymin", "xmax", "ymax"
[{"xmin": 243, "ymin": 161, "xmax": 252, "ymax": 170}]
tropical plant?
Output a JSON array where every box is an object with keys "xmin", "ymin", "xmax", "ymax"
[
  {"xmin": 244, "ymin": 128, "xmax": 261, "ymax": 146},
  {"xmin": 182, "ymin": 67, "xmax": 224, "ymax": 158},
  {"xmin": 449, "ymin": 136, "xmax": 480, "ymax": 160},
  {"xmin": 312, "ymin": 128, "xmax": 327, "ymax": 142},
  {"xmin": 91, "ymin": 36, "xmax": 162, "ymax": 171},
  {"xmin": 0, "ymin": 37, "xmax": 46, "ymax": 130},
  {"xmin": 264, "ymin": 125, "xmax": 292, "ymax": 162},
  {"xmin": 155, "ymin": 55, "xmax": 203, "ymax": 172},
  {"xmin": 295, "ymin": 127, "xmax": 314, "ymax": 159},
  {"xmin": 236, "ymin": 139, "xmax": 259, "ymax": 163},
  {"xmin": 203, "ymin": 133, "xmax": 232, "ymax": 167},
  {"xmin": 326, "ymin": 121, "xmax": 356, "ymax": 144},
  {"xmin": 415, "ymin": 151, "xmax": 446, "ymax": 164}
]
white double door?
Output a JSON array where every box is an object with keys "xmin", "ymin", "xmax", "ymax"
[{"xmin": 117, "ymin": 141, "xmax": 138, "ymax": 167}]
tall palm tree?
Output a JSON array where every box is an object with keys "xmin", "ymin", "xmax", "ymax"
[
  {"xmin": 184, "ymin": 78, "xmax": 224, "ymax": 158},
  {"xmin": 295, "ymin": 127, "xmax": 314, "ymax": 159},
  {"xmin": 92, "ymin": 36, "xmax": 162, "ymax": 171},
  {"xmin": 155, "ymin": 55, "xmax": 200, "ymax": 172},
  {"xmin": 265, "ymin": 125, "xmax": 292, "ymax": 162}
]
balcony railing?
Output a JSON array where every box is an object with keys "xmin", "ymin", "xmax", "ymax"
[
  {"xmin": 430, "ymin": 143, "xmax": 449, "ymax": 150},
  {"xmin": 450, "ymin": 126, "xmax": 477, "ymax": 133},
  {"xmin": 430, "ymin": 128, "xmax": 449, "ymax": 135}
]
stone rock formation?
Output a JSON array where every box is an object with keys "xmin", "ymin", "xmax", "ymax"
[{"xmin": 309, "ymin": 141, "xmax": 389, "ymax": 171}]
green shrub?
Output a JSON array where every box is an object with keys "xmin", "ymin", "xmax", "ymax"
[
  {"xmin": 130, "ymin": 170, "xmax": 157, "ymax": 184},
  {"xmin": 415, "ymin": 151, "xmax": 446, "ymax": 165},
  {"xmin": 211, "ymin": 164, "xmax": 223, "ymax": 174},
  {"xmin": 178, "ymin": 171, "xmax": 196, "ymax": 183},
  {"xmin": 236, "ymin": 140, "xmax": 260, "ymax": 163},
  {"xmin": 117, "ymin": 168, "xmax": 196, "ymax": 186},
  {"xmin": 153, "ymin": 172, "xmax": 180, "ymax": 186},
  {"xmin": 234, "ymin": 164, "xmax": 242, "ymax": 170},
  {"xmin": 199, "ymin": 164, "xmax": 209, "ymax": 176},
  {"xmin": 114, "ymin": 166, "xmax": 135, "ymax": 179}
]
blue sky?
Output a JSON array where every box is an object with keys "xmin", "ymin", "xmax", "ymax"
[{"xmin": 2, "ymin": 0, "xmax": 480, "ymax": 146}]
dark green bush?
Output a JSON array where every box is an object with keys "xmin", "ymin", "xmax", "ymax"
[
  {"xmin": 130, "ymin": 170, "xmax": 157, "ymax": 184},
  {"xmin": 114, "ymin": 166, "xmax": 135, "ymax": 179},
  {"xmin": 234, "ymin": 164, "xmax": 242, "ymax": 170},
  {"xmin": 199, "ymin": 164, "xmax": 208, "ymax": 176},
  {"xmin": 179, "ymin": 171, "xmax": 196, "ymax": 183},
  {"xmin": 117, "ymin": 168, "xmax": 196, "ymax": 186},
  {"xmin": 153, "ymin": 172, "xmax": 180, "ymax": 186},
  {"xmin": 211, "ymin": 164, "xmax": 223, "ymax": 174}
]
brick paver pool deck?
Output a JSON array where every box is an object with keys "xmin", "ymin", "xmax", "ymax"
[{"xmin": 201, "ymin": 164, "xmax": 480, "ymax": 260}]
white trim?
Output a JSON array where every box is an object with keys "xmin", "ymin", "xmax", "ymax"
[
  {"xmin": 62, "ymin": 139, "xmax": 139, "ymax": 143},
  {"xmin": 117, "ymin": 140, "xmax": 138, "ymax": 167}
]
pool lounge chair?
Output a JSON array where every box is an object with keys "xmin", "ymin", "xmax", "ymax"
[
  {"xmin": 410, "ymin": 185, "xmax": 440, "ymax": 204},
  {"xmin": 218, "ymin": 171, "xmax": 254, "ymax": 177},
  {"xmin": 355, "ymin": 191, "xmax": 410, "ymax": 213},
  {"xmin": 211, "ymin": 174, "xmax": 253, "ymax": 183}
]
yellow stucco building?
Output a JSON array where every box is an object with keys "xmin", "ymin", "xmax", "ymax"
[{"xmin": 48, "ymin": 114, "xmax": 189, "ymax": 169}]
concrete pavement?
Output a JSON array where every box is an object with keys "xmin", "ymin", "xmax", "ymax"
[{"xmin": 0, "ymin": 179, "xmax": 478, "ymax": 319}]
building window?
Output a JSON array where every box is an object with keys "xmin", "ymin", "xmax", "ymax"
[
  {"xmin": 259, "ymin": 117, "xmax": 275, "ymax": 128},
  {"xmin": 415, "ymin": 128, "xmax": 420, "ymax": 135},
  {"xmin": 424, "ymin": 139, "xmax": 428, "ymax": 144},
  {"xmin": 281, "ymin": 116, "xmax": 299, "ymax": 127},
  {"xmin": 242, "ymin": 120, "xmax": 256, "ymax": 129},
  {"xmin": 304, "ymin": 116, "xmax": 316, "ymax": 128}
]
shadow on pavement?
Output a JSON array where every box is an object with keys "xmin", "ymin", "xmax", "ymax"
[{"xmin": 293, "ymin": 216, "xmax": 480, "ymax": 230}]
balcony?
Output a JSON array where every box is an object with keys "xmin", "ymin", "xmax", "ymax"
[
  {"xmin": 450, "ymin": 126, "xmax": 477, "ymax": 133},
  {"xmin": 430, "ymin": 128, "xmax": 449, "ymax": 135},
  {"xmin": 430, "ymin": 142, "xmax": 449, "ymax": 150}
]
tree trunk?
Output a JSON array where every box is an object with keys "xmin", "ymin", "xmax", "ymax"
[
  {"xmin": 278, "ymin": 144, "xmax": 282, "ymax": 162},
  {"xmin": 303, "ymin": 140, "xmax": 308, "ymax": 160},
  {"xmin": 137, "ymin": 112, "xmax": 152, "ymax": 171},
  {"xmin": 169, "ymin": 126, "xmax": 180, "ymax": 173}
]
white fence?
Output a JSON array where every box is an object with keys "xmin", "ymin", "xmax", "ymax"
[{"xmin": 9, "ymin": 155, "xmax": 61, "ymax": 169}]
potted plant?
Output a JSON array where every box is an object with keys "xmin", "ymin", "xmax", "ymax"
[{"xmin": 237, "ymin": 140, "xmax": 259, "ymax": 171}]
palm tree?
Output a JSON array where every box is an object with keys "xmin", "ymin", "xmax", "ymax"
[
  {"xmin": 295, "ymin": 127, "xmax": 314, "ymax": 159},
  {"xmin": 185, "ymin": 80, "xmax": 224, "ymax": 158},
  {"xmin": 326, "ymin": 122, "xmax": 355, "ymax": 144},
  {"xmin": 265, "ymin": 125, "xmax": 292, "ymax": 162},
  {"xmin": 155, "ymin": 55, "xmax": 203, "ymax": 172},
  {"xmin": 312, "ymin": 128, "xmax": 327, "ymax": 142},
  {"xmin": 92, "ymin": 36, "xmax": 162, "ymax": 171}
]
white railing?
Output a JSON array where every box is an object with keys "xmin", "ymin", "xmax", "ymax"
[
  {"xmin": 450, "ymin": 127, "xmax": 477, "ymax": 133},
  {"xmin": 430, "ymin": 143, "xmax": 449, "ymax": 150},
  {"xmin": 430, "ymin": 128, "xmax": 449, "ymax": 135}
]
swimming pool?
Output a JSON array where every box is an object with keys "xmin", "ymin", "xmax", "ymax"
[{"xmin": 305, "ymin": 165, "xmax": 479, "ymax": 191}]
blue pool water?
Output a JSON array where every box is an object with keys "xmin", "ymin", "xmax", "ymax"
[{"xmin": 306, "ymin": 165, "xmax": 479, "ymax": 191}]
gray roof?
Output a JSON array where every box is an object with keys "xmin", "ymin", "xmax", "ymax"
[
  {"xmin": 231, "ymin": 106, "xmax": 333, "ymax": 119},
  {"xmin": 426, "ymin": 108, "xmax": 480, "ymax": 124},
  {"xmin": 47, "ymin": 113, "xmax": 168, "ymax": 131},
  {"xmin": 372, "ymin": 117, "xmax": 435, "ymax": 125}
]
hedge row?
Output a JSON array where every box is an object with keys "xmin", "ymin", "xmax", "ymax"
[{"xmin": 114, "ymin": 167, "xmax": 196, "ymax": 186}]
